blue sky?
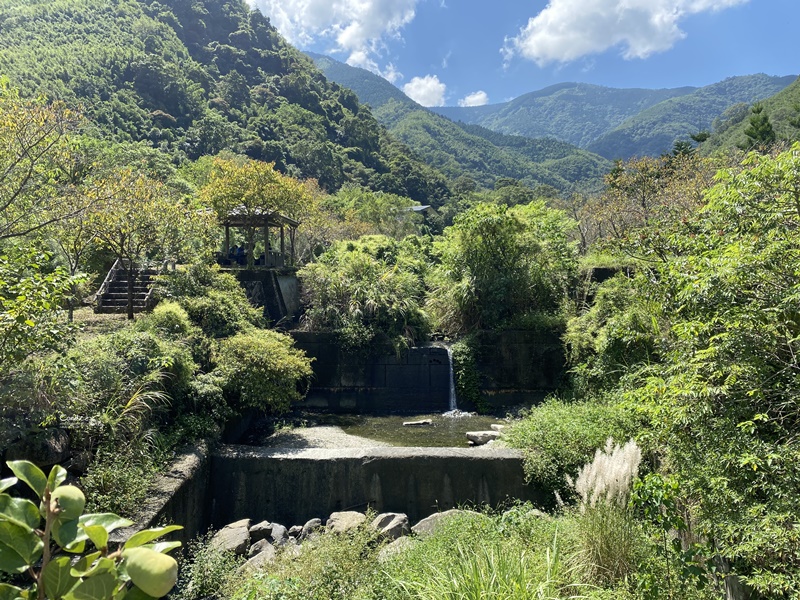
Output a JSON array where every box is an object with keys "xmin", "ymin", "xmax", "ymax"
[{"xmin": 248, "ymin": 0, "xmax": 798, "ymax": 107}]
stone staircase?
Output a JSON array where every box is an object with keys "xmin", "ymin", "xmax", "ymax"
[{"xmin": 95, "ymin": 260, "xmax": 158, "ymax": 314}]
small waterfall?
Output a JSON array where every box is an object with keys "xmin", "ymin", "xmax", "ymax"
[{"xmin": 446, "ymin": 346, "xmax": 457, "ymax": 412}]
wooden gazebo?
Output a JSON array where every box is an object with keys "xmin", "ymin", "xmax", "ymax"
[{"xmin": 219, "ymin": 207, "xmax": 300, "ymax": 268}]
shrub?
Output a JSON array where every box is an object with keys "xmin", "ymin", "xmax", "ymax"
[
  {"xmin": 504, "ymin": 398, "xmax": 638, "ymax": 500},
  {"xmin": 214, "ymin": 329, "xmax": 313, "ymax": 414},
  {"xmin": 174, "ymin": 532, "xmax": 244, "ymax": 600},
  {"xmin": 135, "ymin": 300, "xmax": 196, "ymax": 338}
]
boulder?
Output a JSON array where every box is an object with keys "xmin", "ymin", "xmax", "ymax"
[
  {"xmin": 249, "ymin": 521, "xmax": 272, "ymax": 543},
  {"xmin": 465, "ymin": 431, "xmax": 500, "ymax": 446},
  {"xmin": 411, "ymin": 509, "xmax": 477, "ymax": 537},
  {"xmin": 301, "ymin": 517, "xmax": 322, "ymax": 539},
  {"xmin": 269, "ymin": 523, "xmax": 288, "ymax": 546},
  {"xmin": 490, "ymin": 424, "xmax": 506, "ymax": 432},
  {"xmin": 287, "ymin": 525, "xmax": 303, "ymax": 539},
  {"xmin": 210, "ymin": 519, "xmax": 250, "ymax": 555},
  {"xmin": 241, "ymin": 543, "xmax": 276, "ymax": 571},
  {"xmin": 326, "ymin": 511, "xmax": 366, "ymax": 534},
  {"xmin": 5, "ymin": 428, "xmax": 70, "ymax": 468},
  {"xmin": 371, "ymin": 512, "xmax": 409, "ymax": 540},
  {"xmin": 377, "ymin": 535, "xmax": 416, "ymax": 562},
  {"xmin": 247, "ymin": 538, "xmax": 272, "ymax": 559}
]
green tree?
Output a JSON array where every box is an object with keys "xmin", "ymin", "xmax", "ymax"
[
  {"xmin": 739, "ymin": 102, "xmax": 776, "ymax": 150},
  {"xmin": 89, "ymin": 169, "xmax": 190, "ymax": 319}
]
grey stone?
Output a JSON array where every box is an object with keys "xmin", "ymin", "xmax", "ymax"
[
  {"xmin": 411, "ymin": 509, "xmax": 476, "ymax": 537},
  {"xmin": 5, "ymin": 428, "xmax": 70, "ymax": 468},
  {"xmin": 301, "ymin": 517, "xmax": 322, "ymax": 539},
  {"xmin": 490, "ymin": 424, "xmax": 506, "ymax": 432},
  {"xmin": 287, "ymin": 525, "xmax": 303, "ymax": 539},
  {"xmin": 269, "ymin": 523, "xmax": 288, "ymax": 546},
  {"xmin": 403, "ymin": 419, "xmax": 432, "ymax": 427},
  {"xmin": 377, "ymin": 536, "xmax": 416, "ymax": 562},
  {"xmin": 247, "ymin": 538, "xmax": 270, "ymax": 558},
  {"xmin": 371, "ymin": 512, "xmax": 409, "ymax": 540},
  {"xmin": 466, "ymin": 431, "xmax": 500, "ymax": 445},
  {"xmin": 249, "ymin": 520, "xmax": 272, "ymax": 543},
  {"xmin": 211, "ymin": 519, "xmax": 251, "ymax": 555},
  {"xmin": 326, "ymin": 511, "xmax": 366, "ymax": 533},
  {"xmin": 241, "ymin": 543, "xmax": 276, "ymax": 571}
]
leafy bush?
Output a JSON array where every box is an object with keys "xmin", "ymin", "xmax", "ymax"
[
  {"xmin": 504, "ymin": 398, "xmax": 638, "ymax": 499},
  {"xmin": 299, "ymin": 235, "xmax": 431, "ymax": 349},
  {"xmin": 134, "ymin": 300, "xmax": 196, "ymax": 338},
  {"xmin": 174, "ymin": 532, "xmax": 244, "ymax": 600},
  {"xmin": 214, "ymin": 329, "xmax": 313, "ymax": 414}
]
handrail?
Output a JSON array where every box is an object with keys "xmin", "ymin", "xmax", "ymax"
[{"xmin": 95, "ymin": 258, "xmax": 122, "ymax": 307}]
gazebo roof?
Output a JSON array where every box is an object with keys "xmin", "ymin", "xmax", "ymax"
[{"xmin": 222, "ymin": 206, "xmax": 300, "ymax": 229}]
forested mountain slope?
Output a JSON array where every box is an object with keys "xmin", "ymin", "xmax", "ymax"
[
  {"xmin": 309, "ymin": 53, "xmax": 611, "ymax": 192},
  {"xmin": 701, "ymin": 75, "xmax": 800, "ymax": 153},
  {"xmin": 587, "ymin": 74, "xmax": 797, "ymax": 159},
  {"xmin": 433, "ymin": 83, "xmax": 695, "ymax": 147},
  {"xmin": 0, "ymin": 0, "xmax": 450, "ymax": 205}
]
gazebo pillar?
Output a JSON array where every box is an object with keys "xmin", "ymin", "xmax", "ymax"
[
  {"xmin": 224, "ymin": 225, "xmax": 230, "ymax": 256},
  {"xmin": 280, "ymin": 225, "xmax": 285, "ymax": 258}
]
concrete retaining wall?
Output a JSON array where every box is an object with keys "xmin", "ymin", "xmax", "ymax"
[
  {"xmin": 208, "ymin": 446, "xmax": 543, "ymax": 526},
  {"xmin": 292, "ymin": 332, "xmax": 450, "ymax": 414}
]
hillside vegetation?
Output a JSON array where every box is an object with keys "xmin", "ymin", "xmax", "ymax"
[
  {"xmin": 588, "ymin": 74, "xmax": 797, "ymax": 159},
  {"xmin": 310, "ymin": 53, "xmax": 611, "ymax": 192},
  {"xmin": 0, "ymin": 0, "xmax": 450, "ymax": 205}
]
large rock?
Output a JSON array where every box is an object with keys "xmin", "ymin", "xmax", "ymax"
[
  {"xmin": 411, "ymin": 509, "xmax": 477, "ymax": 537},
  {"xmin": 301, "ymin": 517, "xmax": 322, "ymax": 538},
  {"xmin": 466, "ymin": 431, "xmax": 500, "ymax": 446},
  {"xmin": 377, "ymin": 535, "xmax": 416, "ymax": 562},
  {"xmin": 287, "ymin": 525, "xmax": 303, "ymax": 539},
  {"xmin": 241, "ymin": 543, "xmax": 276, "ymax": 572},
  {"xmin": 247, "ymin": 538, "xmax": 272, "ymax": 559},
  {"xmin": 490, "ymin": 424, "xmax": 506, "ymax": 432},
  {"xmin": 269, "ymin": 523, "xmax": 288, "ymax": 546},
  {"xmin": 371, "ymin": 512, "xmax": 409, "ymax": 540},
  {"xmin": 249, "ymin": 520, "xmax": 272, "ymax": 543},
  {"xmin": 4, "ymin": 429, "xmax": 70, "ymax": 468},
  {"xmin": 210, "ymin": 519, "xmax": 250, "ymax": 555},
  {"xmin": 326, "ymin": 511, "xmax": 366, "ymax": 534}
]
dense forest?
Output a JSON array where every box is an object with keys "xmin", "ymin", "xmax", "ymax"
[{"xmin": 2, "ymin": 0, "xmax": 800, "ymax": 598}]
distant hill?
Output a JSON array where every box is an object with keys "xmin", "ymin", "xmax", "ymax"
[
  {"xmin": 432, "ymin": 77, "xmax": 795, "ymax": 159},
  {"xmin": 433, "ymin": 83, "xmax": 696, "ymax": 148},
  {"xmin": 701, "ymin": 76, "xmax": 800, "ymax": 153},
  {"xmin": 308, "ymin": 53, "xmax": 611, "ymax": 192},
  {"xmin": 0, "ymin": 0, "xmax": 450, "ymax": 205},
  {"xmin": 587, "ymin": 75, "xmax": 798, "ymax": 159}
]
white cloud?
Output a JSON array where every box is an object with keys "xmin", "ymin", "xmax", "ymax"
[
  {"xmin": 250, "ymin": 0, "xmax": 418, "ymax": 81},
  {"xmin": 504, "ymin": 0, "xmax": 749, "ymax": 66},
  {"xmin": 403, "ymin": 75, "xmax": 447, "ymax": 106},
  {"xmin": 458, "ymin": 90, "xmax": 489, "ymax": 107}
]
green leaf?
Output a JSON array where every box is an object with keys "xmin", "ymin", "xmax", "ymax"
[
  {"xmin": 70, "ymin": 556, "xmax": 115, "ymax": 579},
  {"xmin": 0, "ymin": 583, "xmax": 23, "ymax": 600},
  {"xmin": 79, "ymin": 513, "xmax": 133, "ymax": 534},
  {"xmin": 0, "ymin": 541, "xmax": 29, "ymax": 575},
  {"xmin": 0, "ymin": 521, "xmax": 44, "ymax": 568},
  {"xmin": 0, "ymin": 495, "xmax": 41, "ymax": 530},
  {"xmin": 70, "ymin": 552, "xmax": 101, "ymax": 577},
  {"xmin": 123, "ymin": 586, "xmax": 157, "ymax": 600},
  {"xmin": 142, "ymin": 541, "xmax": 181, "ymax": 554},
  {"xmin": 52, "ymin": 518, "xmax": 84, "ymax": 553},
  {"xmin": 123, "ymin": 526, "xmax": 182, "ymax": 550},
  {"xmin": 63, "ymin": 572, "xmax": 118, "ymax": 600},
  {"xmin": 81, "ymin": 525, "xmax": 108, "ymax": 551},
  {"xmin": 0, "ymin": 479, "xmax": 18, "ymax": 494},
  {"xmin": 6, "ymin": 461, "xmax": 46, "ymax": 499},
  {"xmin": 43, "ymin": 556, "xmax": 79, "ymax": 600},
  {"xmin": 48, "ymin": 465, "xmax": 68, "ymax": 492}
]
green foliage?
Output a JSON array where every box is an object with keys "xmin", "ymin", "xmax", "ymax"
[
  {"xmin": 0, "ymin": 459, "xmax": 181, "ymax": 599},
  {"xmin": 450, "ymin": 337, "xmax": 483, "ymax": 412},
  {"xmin": 0, "ymin": 0, "xmax": 450, "ymax": 206},
  {"xmin": 427, "ymin": 201, "xmax": 577, "ymax": 335},
  {"xmin": 299, "ymin": 235, "xmax": 431, "ymax": 349},
  {"xmin": 326, "ymin": 186, "xmax": 423, "ymax": 239},
  {"xmin": 173, "ymin": 532, "xmax": 244, "ymax": 600},
  {"xmin": 504, "ymin": 399, "xmax": 638, "ymax": 498},
  {"xmin": 738, "ymin": 103, "xmax": 777, "ymax": 150},
  {"xmin": 0, "ymin": 250, "xmax": 79, "ymax": 377},
  {"xmin": 155, "ymin": 263, "xmax": 263, "ymax": 338},
  {"xmin": 214, "ymin": 329, "xmax": 313, "ymax": 414}
]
